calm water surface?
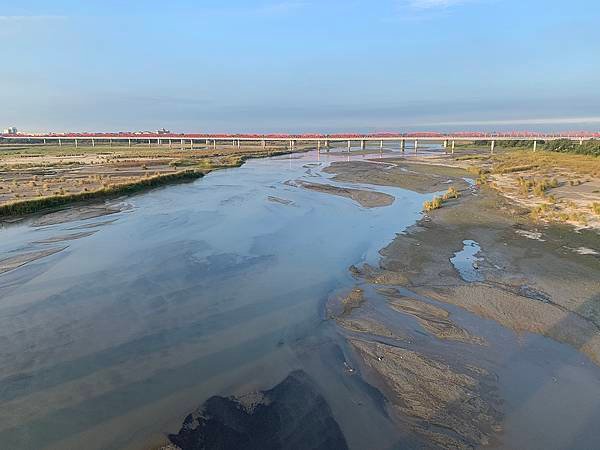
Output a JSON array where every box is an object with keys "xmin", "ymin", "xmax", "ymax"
[{"xmin": 0, "ymin": 150, "xmax": 427, "ymax": 449}]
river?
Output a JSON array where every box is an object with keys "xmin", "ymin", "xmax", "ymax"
[
  {"xmin": 1, "ymin": 148, "xmax": 600, "ymax": 450},
  {"xmin": 0, "ymin": 149, "xmax": 430, "ymax": 449}
]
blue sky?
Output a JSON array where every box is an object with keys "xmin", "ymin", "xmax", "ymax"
[{"xmin": 1, "ymin": 0, "xmax": 599, "ymax": 132}]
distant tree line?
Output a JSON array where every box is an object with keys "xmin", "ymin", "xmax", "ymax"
[{"xmin": 545, "ymin": 139, "xmax": 600, "ymax": 156}]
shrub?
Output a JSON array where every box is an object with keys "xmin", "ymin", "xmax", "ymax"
[{"xmin": 423, "ymin": 196, "xmax": 443, "ymax": 212}]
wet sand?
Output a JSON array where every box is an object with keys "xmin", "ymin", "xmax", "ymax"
[
  {"xmin": 0, "ymin": 247, "xmax": 68, "ymax": 274},
  {"xmin": 287, "ymin": 179, "xmax": 395, "ymax": 208},
  {"xmin": 321, "ymin": 157, "xmax": 600, "ymax": 449}
]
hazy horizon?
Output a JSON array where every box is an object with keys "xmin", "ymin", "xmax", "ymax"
[{"xmin": 2, "ymin": 0, "xmax": 599, "ymax": 133}]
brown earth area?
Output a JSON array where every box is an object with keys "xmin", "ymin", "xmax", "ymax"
[
  {"xmin": 0, "ymin": 142, "xmax": 309, "ymax": 218},
  {"xmin": 323, "ymin": 151, "xmax": 599, "ymax": 448}
]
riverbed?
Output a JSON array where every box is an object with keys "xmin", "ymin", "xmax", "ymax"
[{"xmin": 1, "ymin": 148, "xmax": 599, "ymax": 450}]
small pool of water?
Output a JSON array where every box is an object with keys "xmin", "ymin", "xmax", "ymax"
[{"xmin": 450, "ymin": 239, "xmax": 484, "ymax": 282}]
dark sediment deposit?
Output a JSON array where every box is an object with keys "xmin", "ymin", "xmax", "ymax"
[{"xmin": 168, "ymin": 371, "xmax": 348, "ymax": 450}]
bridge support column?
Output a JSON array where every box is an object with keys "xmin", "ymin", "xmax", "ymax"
[
  {"xmin": 361, "ymin": 140, "xmax": 365, "ymax": 150},
  {"xmin": 262, "ymin": 139, "xmax": 266, "ymax": 148},
  {"xmin": 414, "ymin": 140, "xmax": 418, "ymax": 153},
  {"xmin": 491, "ymin": 140, "xmax": 495, "ymax": 154},
  {"xmin": 75, "ymin": 139, "xmax": 78, "ymax": 148},
  {"xmin": 91, "ymin": 138, "xmax": 95, "ymax": 147},
  {"xmin": 348, "ymin": 140, "xmax": 351, "ymax": 152},
  {"xmin": 59, "ymin": 139, "xmax": 62, "ymax": 147},
  {"xmin": 128, "ymin": 139, "xmax": 131, "ymax": 148},
  {"xmin": 190, "ymin": 139, "xmax": 193, "ymax": 150},
  {"xmin": 533, "ymin": 140, "xmax": 537, "ymax": 152},
  {"xmin": 380, "ymin": 140, "xmax": 383, "ymax": 151},
  {"xmin": 451, "ymin": 140, "xmax": 455, "ymax": 154},
  {"xmin": 109, "ymin": 139, "xmax": 112, "ymax": 148},
  {"xmin": 169, "ymin": 139, "xmax": 172, "ymax": 149},
  {"xmin": 401, "ymin": 140, "xmax": 405, "ymax": 152},
  {"xmin": 580, "ymin": 138, "xmax": 583, "ymax": 145},
  {"xmin": 43, "ymin": 138, "xmax": 46, "ymax": 145},
  {"xmin": 213, "ymin": 140, "xmax": 216, "ymax": 149},
  {"xmin": 317, "ymin": 140, "xmax": 321, "ymax": 152}
]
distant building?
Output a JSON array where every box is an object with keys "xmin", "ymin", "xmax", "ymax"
[
  {"xmin": 2, "ymin": 127, "xmax": 17, "ymax": 135},
  {"xmin": 156, "ymin": 128, "xmax": 171, "ymax": 134}
]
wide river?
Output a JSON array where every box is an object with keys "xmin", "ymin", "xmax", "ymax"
[
  {"xmin": 1, "ymin": 148, "xmax": 600, "ymax": 450},
  {"xmin": 0, "ymin": 149, "xmax": 431, "ymax": 449}
]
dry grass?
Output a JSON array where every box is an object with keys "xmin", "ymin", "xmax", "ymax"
[
  {"xmin": 492, "ymin": 150, "xmax": 600, "ymax": 177},
  {"xmin": 423, "ymin": 187, "xmax": 461, "ymax": 212}
]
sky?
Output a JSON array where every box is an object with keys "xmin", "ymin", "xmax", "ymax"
[{"xmin": 1, "ymin": 0, "xmax": 600, "ymax": 133}]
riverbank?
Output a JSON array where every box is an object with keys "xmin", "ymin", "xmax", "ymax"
[
  {"xmin": 0, "ymin": 143, "xmax": 308, "ymax": 220},
  {"xmin": 322, "ymin": 155, "xmax": 600, "ymax": 448},
  {"xmin": 390, "ymin": 148, "xmax": 600, "ymax": 229}
]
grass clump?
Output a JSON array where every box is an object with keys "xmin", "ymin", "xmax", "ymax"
[
  {"xmin": 423, "ymin": 187, "xmax": 461, "ymax": 212},
  {"xmin": 423, "ymin": 196, "xmax": 443, "ymax": 212}
]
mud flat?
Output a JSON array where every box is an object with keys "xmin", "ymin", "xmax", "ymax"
[
  {"xmin": 327, "ymin": 158, "xmax": 600, "ymax": 363},
  {"xmin": 286, "ymin": 179, "xmax": 394, "ymax": 208},
  {"xmin": 323, "ymin": 160, "xmax": 470, "ymax": 194},
  {"xmin": 325, "ymin": 157, "xmax": 600, "ymax": 448}
]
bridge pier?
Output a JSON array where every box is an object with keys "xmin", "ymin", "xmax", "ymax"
[
  {"xmin": 128, "ymin": 139, "xmax": 131, "ymax": 148},
  {"xmin": 317, "ymin": 140, "xmax": 321, "ymax": 152},
  {"xmin": 533, "ymin": 140, "xmax": 537, "ymax": 152},
  {"xmin": 59, "ymin": 139, "xmax": 62, "ymax": 147},
  {"xmin": 92, "ymin": 138, "xmax": 95, "ymax": 148},
  {"xmin": 414, "ymin": 139, "xmax": 418, "ymax": 153},
  {"xmin": 451, "ymin": 140, "xmax": 455, "ymax": 154},
  {"xmin": 380, "ymin": 140, "xmax": 383, "ymax": 151},
  {"xmin": 361, "ymin": 140, "xmax": 365, "ymax": 150},
  {"xmin": 580, "ymin": 138, "xmax": 583, "ymax": 145},
  {"xmin": 491, "ymin": 140, "xmax": 495, "ymax": 154},
  {"xmin": 262, "ymin": 139, "xmax": 266, "ymax": 148},
  {"xmin": 348, "ymin": 140, "xmax": 351, "ymax": 152},
  {"xmin": 75, "ymin": 139, "xmax": 78, "ymax": 148},
  {"xmin": 401, "ymin": 140, "xmax": 405, "ymax": 152}
]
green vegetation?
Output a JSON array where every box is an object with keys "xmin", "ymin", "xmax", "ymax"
[
  {"xmin": 0, "ymin": 170, "xmax": 203, "ymax": 217},
  {"xmin": 544, "ymin": 139, "xmax": 600, "ymax": 157}
]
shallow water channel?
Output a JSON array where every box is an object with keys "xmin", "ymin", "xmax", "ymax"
[{"xmin": 1, "ymin": 149, "xmax": 599, "ymax": 450}]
